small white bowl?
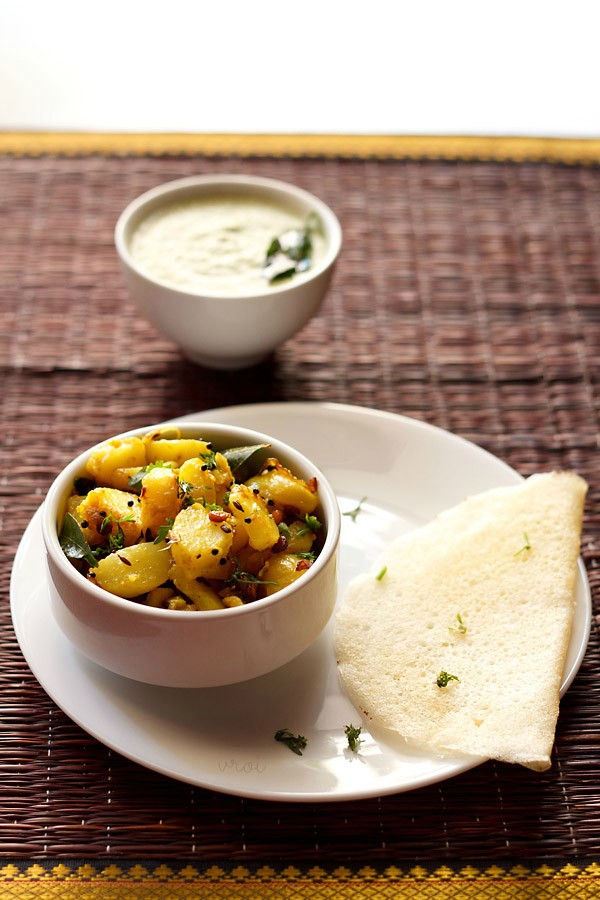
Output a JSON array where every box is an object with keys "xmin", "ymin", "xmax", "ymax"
[
  {"xmin": 42, "ymin": 422, "xmax": 340, "ymax": 688},
  {"xmin": 115, "ymin": 175, "xmax": 342, "ymax": 369}
]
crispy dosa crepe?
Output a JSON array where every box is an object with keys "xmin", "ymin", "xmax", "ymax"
[{"xmin": 335, "ymin": 472, "xmax": 587, "ymax": 770}]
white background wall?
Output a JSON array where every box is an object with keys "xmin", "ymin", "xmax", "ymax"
[{"xmin": 0, "ymin": 0, "xmax": 598, "ymax": 136}]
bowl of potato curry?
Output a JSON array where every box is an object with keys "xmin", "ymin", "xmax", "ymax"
[{"xmin": 42, "ymin": 423, "xmax": 340, "ymax": 687}]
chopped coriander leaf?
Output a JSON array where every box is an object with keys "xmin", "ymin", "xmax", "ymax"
[
  {"xmin": 199, "ymin": 450, "xmax": 218, "ymax": 470},
  {"xmin": 449, "ymin": 613, "xmax": 467, "ymax": 634},
  {"xmin": 228, "ymin": 560, "xmax": 277, "ymax": 587},
  {"xmin": 107, "ymin": 529, "xmax": 126, "ymax": 552},
  {"xmin": 343, "ymin": 497, "xmax": 367, "ymax": 523},
  {"xmin": 154, "ymin": 518, "xmax": 175, "ymax": 544},
  {"xmin": 345, "ymin": 724, "xmax": 363, "ymax": 752},
  {"xmin": 178, "ymin": 480, "xmax": 195, "ymax": 506},
  {"xmin": 278, "ymin": 522, "xmax": 292, "ymax": 539},
  {"xmin": 274, "ymin": 728, "xmax": 308, "ymax": 756},
  {"xmin": 94, "ymin": 512, "xmax": 136, "ymax": 553},
  {"xmin": 375, "ymin": 566, "xmax": 387, "ymax": 581},
  {"xmin": 296, "ymin": 514, "xmax": 322, "ymax": 537},
  {"xmin": 514, "ymin": 531, "xmax": 532, "ymax": 556},
  {"xmin": 436, "ymin": 671, "xmax": 460, "ymax": 688},
  {"xmin": 294, "ymin": 551, "xmax": 316, "ymax": 562},
  {"xmin": 99, "ymin": 512, "xmax": 135, "ymax": 534}
]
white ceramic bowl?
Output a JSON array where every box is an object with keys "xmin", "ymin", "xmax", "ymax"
[
  {"xmin": 114, "ymin": 174, "xmax": 342, "ymax": 369},
  {"xmin": 42, "ymin": 422, "xmax": 341, "ymax": 688}
]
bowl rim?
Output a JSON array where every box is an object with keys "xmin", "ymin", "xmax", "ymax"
[
  {"xmin": 42, "ymin": 420, "xmax": 341, "ymax": 620},
  {"xmin": 114, "ymin": 173, "xmax": 343, "ymax": 300}
]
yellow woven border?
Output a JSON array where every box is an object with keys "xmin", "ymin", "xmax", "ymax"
[
  {"xmin": 1, "ymin": 862, "xmax": 599, "ymax": 899},
  {"xmin": 1, "ymin": 132, "xmax": 600, "ymax": 163}
]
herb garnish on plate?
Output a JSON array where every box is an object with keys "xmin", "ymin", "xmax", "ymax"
[
  {"xmin": 274, "ymin": 729, "xmax": 308, "ymax": 755},
  {"xmin": 436, "ymin": 671, "xmax": 460, "ymax": 688},
  {"xmin": 345, "ymin": 724, "xmax": 363, "ymax": 752}
]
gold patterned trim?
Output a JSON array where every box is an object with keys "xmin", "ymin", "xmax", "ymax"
[
  {"xmin": 1, "ymin": 861, "xmax": 600, "ymax": 899},
  {"xmin": 1, "ymin": 132, "xmax": 600, "ymax": 163}
]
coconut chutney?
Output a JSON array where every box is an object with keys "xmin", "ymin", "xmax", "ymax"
[{"xmin": 129, "ymin": 194, "xmax": 326, "ymax": 295}]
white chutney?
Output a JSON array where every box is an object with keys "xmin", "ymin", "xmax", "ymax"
[{"xmin": 129, "ymin": 194, "xmax": 326, "ymax": 296}]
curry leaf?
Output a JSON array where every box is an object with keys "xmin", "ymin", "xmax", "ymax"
[
  {"xmin": 222, "ymin": 444, "xmax": 271, "ymax": 476},
  {"xmin": 59, "ymin": 513, "xmax": 98, "ymax": 568},
  {"xmin": 262, "ymin": 215, "xmax": 320, "ymax": 285}
]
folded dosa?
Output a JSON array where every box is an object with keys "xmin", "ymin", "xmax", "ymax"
[{"xmin": 335, "ymin": 472, "xmax": 587, "ymax": 770}]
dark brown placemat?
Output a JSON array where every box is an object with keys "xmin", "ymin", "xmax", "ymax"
[{"xmin": 0, "ymin": 154, "xmax": 599, "ymax": 864}]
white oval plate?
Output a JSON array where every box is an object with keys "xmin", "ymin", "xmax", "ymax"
[{"xmin": 10, "ymin": 403, "xmax": 591, "ymax": 802}]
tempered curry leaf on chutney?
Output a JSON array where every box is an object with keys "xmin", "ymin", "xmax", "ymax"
[{"xmin": 262, "ymin": 214, "xmax": 320, "ymax": 284}]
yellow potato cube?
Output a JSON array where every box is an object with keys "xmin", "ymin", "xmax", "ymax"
[
  {"xmin": 86, "ymin": 437, "xmax": 147, "ymax": 486},
  {"xmin": 169, "ymin": 505, "xmax": 234, "ymax": 579},
  {"xmin": 227, "ymin": 483, "xmax": 279, "ymax": 551},
  {"xmin": 146, "ymin": 586, "xmax": 176, "ymax": 608},
  {"xmin": 285, "ymin": 519, "xmax": 318, "ymax": 553},
  {"xmin": 246, "ymin": 458, "xmax": 318, "ymax": 516},
  {"xmin": 92, "ymin": 541, "xmax": 172, "ymax": 598},
  {"xmin": 76, "ymin": 487, "xmax": 142, "ymax": 547},
  {"xmin": 178, "ymin": 457, "xmax": 217, "ymax": 506},
  {"xmin": 66, "ymin": 494, "xmax": 86, "ymax": 520},
  {"xmin": 168, "ymin": 596, "xmax": 196, "ymax": 611},
  {"xmin": 142, "ymin": 426, "xmax": 181, "ymax": 442},
  {"xmin": 235, "ymin": 544, "xmax": 272, "ymax": 576},
  {"xmin": 230, "ymin": 519, "xmax": 249, "ymax": 555},
  {"xmin": 259, "ymin": 553, "xmax": 313, "ymax": 597},
  {"xmin": 221, "ymin": 594, "xmax": 245, "ymax": 608},
  {"xmin": 145, "ymin": 438, "xmax": 213, "ymax": 467},
  {"xmin": 140, "ymin": 466, "xmax": 181, "ymax": 539},
  {"xmin": 108, "ymin": 466, "xmax": 146, "ymax": 491},
  {"xmin": 212, "ymin": 452, "xmax": 234, "ymax": 503},
  {"xmin": 170, "ymin": 565, "xmax": 226, "ymax": 610}
]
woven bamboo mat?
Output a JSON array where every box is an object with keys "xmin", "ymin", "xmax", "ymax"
[{"xmin": 1, "ymin": 152, "xmax": 599, "ymax": 875}]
